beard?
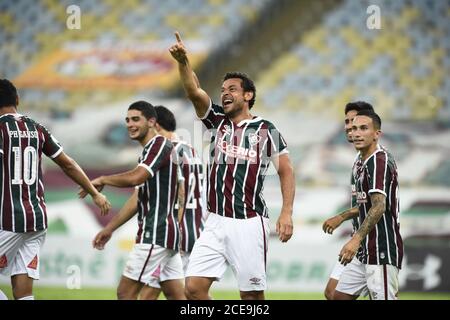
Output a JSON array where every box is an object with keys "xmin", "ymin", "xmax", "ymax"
[{"xmin": 223, "ymin": 102, "xmax": 244, "ymax": 119}]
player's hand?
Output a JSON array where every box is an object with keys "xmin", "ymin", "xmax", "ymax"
[
  {"xmin": 78, "ymin": 177, "xmax": 105, "ymax": 199},
  {"xmin": 322, "ymin": 215, "xmax": 344, "ymax": 234},
  {"xmin": 92, "ymin": 228, "xmax": 113, "ymax": 250},
  {"xmin": 276, "ymin": 210, "xmax": 293, "ymax": 243},
  {"xmin": 338, "ymin": 235, "xmax": 361, "ymax": 266},
  {"xmin": 169, "ymin": 31, "xmax": 188, "ymax": 63},
  {"xmin": 92, "ymin": 193, "xmax": 111, "ymax": 216}
]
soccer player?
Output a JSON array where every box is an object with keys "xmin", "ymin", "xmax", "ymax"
[
  {"xmin": 321, "ymin": 101, "xmax": 374, "ymax": 300},
  {"xmin": 87, "ymin": 101, "xmax": 183, "ymax": 300},
  {"xmin": 335, "ymin": 110, "xmax": 403, "ymax": 300},
  {"xmin": 140, "ymin": 105, "xmax": 206, "ymax": 300},
  {"xmin": 169, "ymin": 32, "xmax": 295, "ymax": 300},
  {"xmin": 0, "ymin": 79, "xmax": 111, "ymax": 300}
]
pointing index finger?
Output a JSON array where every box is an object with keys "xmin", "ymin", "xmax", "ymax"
[{"xmin": 175, "ymin": 31, "xmax": 183, "ymax": 44}]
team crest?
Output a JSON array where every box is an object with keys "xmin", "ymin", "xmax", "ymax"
[
  {"xmin": 222, "ymin": 124, "xmax": 231, "ymax": 136},
  {"xmin": 0, "ymin": 255, "xmax": 7, "ymax": 268},
  {"xmin": 248, "ymin": 133, "xmax": 261, "ymax": 146}
]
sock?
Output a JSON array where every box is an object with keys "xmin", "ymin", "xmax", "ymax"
[{"xmin": 18, "ymin": 295, "xmax": 34, "ymax": 300}]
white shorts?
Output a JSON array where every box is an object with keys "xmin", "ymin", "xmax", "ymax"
[
  {"xmin": 186, "ymin": 213, "xmax": 270, "ymax": 292},
  {"xmin": 181, "ymin": 251, "xmax": 190, "ymax": 274},
  {"xmin": 146, "ymin": 252, "xmax": 184, "ymax": 289},
  {"xmin": 329, "ymin": 260, "xmax": 346, "ymax": 280},
  {"xmin": 0, "ymin": 229, "xmax": 46, "ymax": 280},
  {"xmin": 122, "ymin": 243, "xmax": 177, "ymax": 285},
  {"xmin": 335, "ymin": 258, "xmax": 399, "ymax": 299}
]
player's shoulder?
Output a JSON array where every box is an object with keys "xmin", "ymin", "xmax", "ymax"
[{"xmin": 174, "ymin": 140, "xmax": 198, "ymax": 157}]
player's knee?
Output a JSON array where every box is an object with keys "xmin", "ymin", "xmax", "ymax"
[
  {"xmin": 117, "ymin": 286, "xmax": 136, "ymax": 300},
  {"xmin": 324, "ymin": 287, "xmax": 335, "ymax": 300},
  {"xmin": 185, "ymin": 279, "xmax": 203, "ymax": 300},
  {"xmin": 184, "ymin": 282, "xmax": 198, "ymax": 299},
  {"xmin": 240, "ymin": 290, "xmax": 264, "ymax": 300}
]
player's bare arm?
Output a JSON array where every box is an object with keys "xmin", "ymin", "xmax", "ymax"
[
  {"xmin": 169, "ymin": 31, "xmax": 210, "ymax": 117},
  {"xmin": 275, "ymin": 153, "xmax": 295, "ymax": 243},
  {"xmin": 79, "ymin": 166, "xmax": 150, "ymax": 198},
  {"xmin": 93, "ymin": 190, "xmax": 139, "ymax": 250},
  {"xmin": 322, "ymin": 207, "xmax": 359, "ymax": 234},
  {"xmin": 53, "ymin": 151, "xmax": 111, "ymax": 216},
  {"xmin": 339, "ymin": 193, "xmax": 386, "ymax": 265}
]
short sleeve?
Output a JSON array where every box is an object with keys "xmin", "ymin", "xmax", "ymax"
[
  {"xmin": 367, "ymin": 152, "xmax": 388, "ymax": 197},
  {"xmin": 40, "ymin": 124, "xmax": 63, "ymax": 158},
  {"xmin": 199, "ymin": 100, "xmax": 226, "ymax": 129},
  {"xmin": 267, "ymin": 123, "xmax": 288, "ymax": 158},
  {"xmin": 138, "ymin": 136, "xmax": 172, "ymax": 178}
]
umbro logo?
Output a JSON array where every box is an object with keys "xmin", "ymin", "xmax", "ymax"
[{"xmin": 249, "ymin": 277, "xmax": 261, "ymax": 285}]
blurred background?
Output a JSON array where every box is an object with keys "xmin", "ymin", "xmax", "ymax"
[{"xmin": 1, "ymin": 0, "xmax": 449, "ymax": 299}]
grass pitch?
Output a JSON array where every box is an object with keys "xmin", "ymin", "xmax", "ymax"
[{"xmin": 1, "ymin": 285, "xmax": 449, "ymax": 300}]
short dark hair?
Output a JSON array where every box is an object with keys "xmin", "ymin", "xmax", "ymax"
[
  {"xmin": 345, "ymin": 101, "xmax": 374, "ymax": 115},
  {"xmin": 0, "ymin": 79, "xmax": 18, "ymax": 108},
  {"xmin": 223, "ymin": 72, "xmax": 256, "ymax": 109},
  {"xmin": 155, "ymin": 105, "xmax": 176, "ymax": 131},
  {"xmin": 128, "ymin": 101, "xmax": 157, "ymax": 120},
  {"xmin": 356, "ymin": 110, "xmax": 382, "ymax": 130}
]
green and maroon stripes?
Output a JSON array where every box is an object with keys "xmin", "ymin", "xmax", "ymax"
[
  {"xmin": 136, "ymin": 136, "xmax": 180, "ymax": 251},
  {"xmin": 176, "ymin": 142, "xmax": 205, "ymax": 253},
  {"xmin": 1, "ymin": 114, "xmax": 61, "ymax": 233},
  {"xmin": 201, "ymin": 103, "xmax": 288, "ymax": 220},
  {"xmin": 355, "ymin": 148, "xmax": 403, "ymax": 268}
]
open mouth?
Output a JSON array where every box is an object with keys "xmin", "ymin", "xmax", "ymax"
[{"xmin": 222, "ymin": 97, "xmax": 233, "ymax": 106}]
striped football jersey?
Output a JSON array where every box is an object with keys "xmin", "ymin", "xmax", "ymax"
[
  {"xmin": 173, "ymin": 140, "xmax": 205, "ymax": 253},
  {"xmin": 1, "ymin": 113, "xmax": 62, "ymax": 232},
  {"xmin": 200, "ymin": 102, "xmax": 288, "ymax": 219},
  {"xmin": 135, "ymin": 135, "xmax": 181, "ymax": 250},
  {"xmin": 354, "ymin": 145, "xmax": 403, "ymax": 268}
]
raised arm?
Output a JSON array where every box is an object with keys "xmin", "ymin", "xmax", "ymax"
[
  {"xmin": 274, "ymin": 153, "xmax": 295, "ymax": 243},
  {"xmin": 52, "ymin": 151, "xmax": 111, "ymax": 216},
  {"xmin": 169, "ymin": 32, "xmax": 210, "ymax": 118},
  {"xmin": 339, "ymin": 193, "xmax": 386, "ymax": 265},
  {"xmin": 93, "ymin": 190, "xmax": 139, "ymax": 250}
]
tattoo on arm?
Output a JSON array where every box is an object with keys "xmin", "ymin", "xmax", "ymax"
[{"xmin": 356, "ymin": 193, "xmax": 386, "ymax": 240}]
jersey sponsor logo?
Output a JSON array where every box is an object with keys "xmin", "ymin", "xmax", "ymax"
[
  {"xmin": 27, "ymin": 255, "xmax": 38, "ymax": 270},
  {"xmin": 218, "ymin": 137, "xmax": 257, "ymax": 161},
  {"xmin": 0, "ymin": 255, "xmax": 7, "ymax": 268},
  {"xmin": 356, "ymin": 191, "xmax": 368, "ymax": 203}
]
